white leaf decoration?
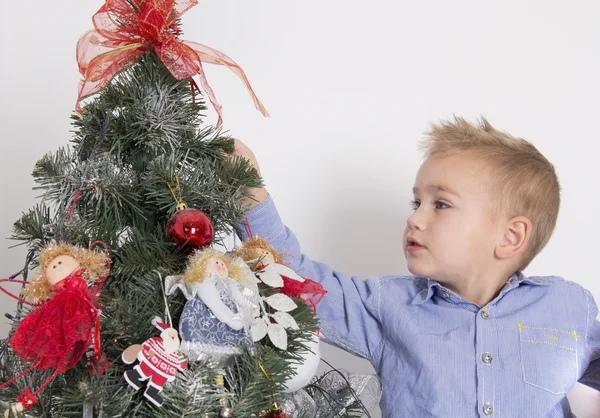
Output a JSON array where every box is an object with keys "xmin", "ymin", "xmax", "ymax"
[
  {"xmin": 256, "ymin": 269, "xmax": 284, "ymax": 288},
  {"xmin": 264, "ymin": 293, "xmax": 298, "ymax": 312},
  {"xmin": 268, "ymin": 323, "xmax": 288, "ymax": 350},
  {"xmin": 251, "ymin": 318, "xmax": 268, "ymax": 342},
  {"xmin": 266, "ymin": 264, "xmax": 305, "ymax": 282},
  {"xmin": 273, "ymin": 311, "xmax": 299, "ymax": 330}
]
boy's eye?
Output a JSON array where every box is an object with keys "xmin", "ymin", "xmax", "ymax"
[
  {"xmin": 435, "ymin": 201, "xmax": 450, "ymax": 209},
  {"xmin": 410, "ymin": 200, "xmax": 420, "ymax": 210}
]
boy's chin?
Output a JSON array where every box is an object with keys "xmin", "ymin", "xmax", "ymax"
[{"xmin": 406, "ymin": 262, "xmax": 431, "ymax": 278}]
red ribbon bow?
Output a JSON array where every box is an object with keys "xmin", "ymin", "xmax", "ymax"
[{"xmin": 76, "ymin": 0, "xmax": 269, "ymax": 128}]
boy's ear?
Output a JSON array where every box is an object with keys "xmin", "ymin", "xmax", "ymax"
[{"xmin": 496, "ymin": 216, "xmax": 532, "ymax": 261}]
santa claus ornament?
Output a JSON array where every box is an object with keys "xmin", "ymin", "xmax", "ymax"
[
  {"xmin": 0, "ymin": 241, "xmax": 111, "ymax": 413},
  {"xmin": 122, "ymin": 317, "xmax": 188, "ymax": 407}
]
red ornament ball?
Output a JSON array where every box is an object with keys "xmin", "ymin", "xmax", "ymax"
[
  {"xmin": 166, "ymin": 208, "xmax": 213, "ymax": 249},
  {"xmin": 263, "ymin": 411, "xmax": 289, "ymax": 418}
]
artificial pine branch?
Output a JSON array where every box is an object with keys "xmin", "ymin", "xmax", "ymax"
[{"xmin": 11, "ymin": 204, "xmax": 53, "ymax": 253}]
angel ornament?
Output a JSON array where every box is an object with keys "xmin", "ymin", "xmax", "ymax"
[
  {"xmin": 235, "ymin": 237, "xmax": 326, "ymax": 352},
  {"xmin": 0, "ymin": 242, "xmax": 110, "ymax": 413},
  {"xmin": 236, "ymin": 237, "xmax": 326, "ymax": 312},
  {"xmin": 237, "ymin": 237, "xmax": 327, "ymax": 392},
  {"xmin": 165, "ymin": 249, "xmax": 257, "ymax": 366}
]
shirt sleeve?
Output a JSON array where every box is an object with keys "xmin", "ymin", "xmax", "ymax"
[
  {"xmin": 241, "ymin": 195, "xmax": 384, "ymax": 362},
  {"xmin": 578, "ymin": 289, "xmax": 600, "ymax": 391}
]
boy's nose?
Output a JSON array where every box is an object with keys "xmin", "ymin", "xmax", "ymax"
[{"xmin": 406, "ymin": 211, "xmax": 425, "ymax": 231}]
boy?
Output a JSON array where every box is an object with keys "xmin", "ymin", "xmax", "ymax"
[{"xmin": 235, "ymin": 117, "xmax": 600, "ymax": 417}]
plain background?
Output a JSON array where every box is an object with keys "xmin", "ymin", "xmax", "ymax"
[{"xmin": 1, "ymin": 1, "xmax": 599, "ymax": 416}]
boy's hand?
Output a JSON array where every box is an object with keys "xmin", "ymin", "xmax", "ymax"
[{"xmin": 233, "ymin": 139, "xmax": 269, "ymax": 209}]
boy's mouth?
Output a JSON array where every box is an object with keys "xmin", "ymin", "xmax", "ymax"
[{"xmin": 406, "ymin": 237, "xmax": 426, "ymax": 252}]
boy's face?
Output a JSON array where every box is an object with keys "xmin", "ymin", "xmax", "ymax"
[{"xmin": 403, "ymin": 152, "xmax": 505, "ymax": 284}]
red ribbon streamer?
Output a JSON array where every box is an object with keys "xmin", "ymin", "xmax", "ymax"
[{"xmin": 66, "ymin": 188, "xmax": 83, "ymax": 221}]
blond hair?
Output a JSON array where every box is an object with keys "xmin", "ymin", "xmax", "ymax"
[
  {"xmin": 235, "ymin": 236, "xmax": 286, "ymax": 266},
  {"xmin": 419, "ymin": 116, "xmax": 560, "ymax": 269},
  {"xmin": 184, "ymin": 248, "xmax": 246, "ymax": 284},
  {"xmin": 23, "ymin": 242, "xmax": 109, "ymax": 303}
]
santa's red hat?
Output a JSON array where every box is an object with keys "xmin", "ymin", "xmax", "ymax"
[{"xmin": 151, "ymin": 316, "xmax": 171, "ymax": 331}]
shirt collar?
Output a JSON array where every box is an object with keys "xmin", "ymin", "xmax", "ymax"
[
  {"xmin": 411, "ymin": 271, "xmax": 551, "ymax": 305},
  {"xmin": 411, "ymin": 279, "xmax": 443, "ymax": 305}
]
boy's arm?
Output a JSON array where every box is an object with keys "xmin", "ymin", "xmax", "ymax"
[
  {"xmin": 242, "ymin": 195, "xmax": 385, "ymax": 362},
  {"xmin": 579, "ymin": 289, "xmax": 600, "ymax": 391}
]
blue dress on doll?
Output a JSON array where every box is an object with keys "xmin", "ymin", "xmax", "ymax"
[{"xmin": 178, "ymin": 275, "xmax": 254, "ymax": 365}]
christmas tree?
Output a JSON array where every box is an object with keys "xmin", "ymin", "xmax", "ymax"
[{"xmin": 0, "ymin": 1, "xmax": 325, "ymax": 416}]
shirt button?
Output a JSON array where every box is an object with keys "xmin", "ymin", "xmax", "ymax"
[
  {"xmin": 442, "ymin": 292, "xmax": 450, "ymax": 300},
  {"xmin": 483, "ymin": 403, "xmax": 493, "ymax": 415},
  {"xmin": 482, "ymin": 353, "xmax": 493, "ymax": 364},
  {"xmin": 481, "ymin": 309, "xmax": 489, "ymax": 319}
]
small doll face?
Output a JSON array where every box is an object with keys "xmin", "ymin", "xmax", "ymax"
[
  {"xmin": 45, "ymin": 255, "xmax": 80, "ymax": 286},
  {"xmin": 205, "ymin": 257, "xmax": 228, "ymax": 280},
  {"xmin": 255, "ymin": 248, "xmax": 275, "ymax": 268}
]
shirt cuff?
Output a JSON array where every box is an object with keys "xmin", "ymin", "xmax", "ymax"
[{"xmin": 240, "ymin": 194, "xmax": 286, "ymax": 242}]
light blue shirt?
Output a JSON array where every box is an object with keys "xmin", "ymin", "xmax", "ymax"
[{"xmin": 242, "ymin": 196, "xmax": 600, "ymax": 417}]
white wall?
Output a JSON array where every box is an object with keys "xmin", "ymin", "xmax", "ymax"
[{"xmin": 1, "ymin": 1, "xmax": 599, "ymax": 416}]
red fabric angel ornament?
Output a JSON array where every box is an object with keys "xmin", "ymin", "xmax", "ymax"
[{"xmin": 0, "ymin": 241, "xmax": 111, "ymax": 412}]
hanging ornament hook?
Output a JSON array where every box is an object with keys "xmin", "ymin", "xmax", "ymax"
[
  {"xmin": 157, "ymin": 271, "xmax": 173, "ymax": 328},
  {"xmin": 168, "ymin": 176, "xmax": 187, "ymax": 211}
]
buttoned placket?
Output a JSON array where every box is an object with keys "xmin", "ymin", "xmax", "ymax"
[
  {"xmin": 472, "ymin": 277, "xmax": 525, "ymax": 416},
  {"xmin": 438, "ymin": 286, "xmax": 499, "ymax": 417},
  {"xmin": 476, "ymin": 303, "xmax": 497, "ymax": 416}
]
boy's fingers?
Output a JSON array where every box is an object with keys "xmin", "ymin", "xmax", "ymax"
[
  {"xmin": 232, "ymin": 138, "xmax": 248, "ymax": 157},
  {"xmin": 232, "ymin": 139, "xmax": 254, "ymax": 163}
]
